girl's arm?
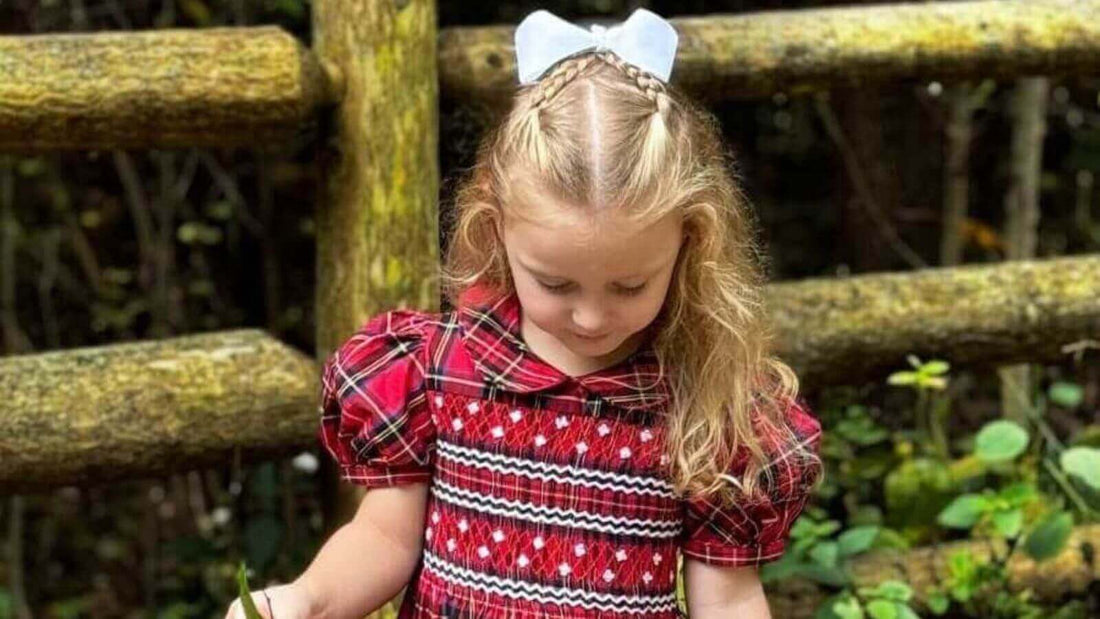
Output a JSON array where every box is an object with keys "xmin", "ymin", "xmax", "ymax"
[
  {"xmin": 683, "ymin": 558, "xmax": 772, "ymax": 618},
  {"xmin": 295, "ymin": 482, "xmax": 429, "ymax": 619}
]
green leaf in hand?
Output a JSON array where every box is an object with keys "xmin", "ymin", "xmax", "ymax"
[{"xmin": 236, "ymin": 562, "xmax": 264, "ymax": 619}]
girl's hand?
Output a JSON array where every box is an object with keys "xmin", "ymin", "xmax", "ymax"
[{"xmin": 224, "ymin": 580, "xmax": 315, "ymax": 619}]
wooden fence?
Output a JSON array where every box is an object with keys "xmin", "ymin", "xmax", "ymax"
[{"xmin": 2, "ymin": 1, "xmax": 1099, "ymax": 616}]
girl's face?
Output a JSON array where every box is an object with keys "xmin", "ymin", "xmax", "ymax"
[{"xmin": 501, "ymin": 199, "xmax": 683, "ymax": 364}]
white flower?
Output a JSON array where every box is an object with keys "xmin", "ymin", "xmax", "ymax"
[
  {"xmin": 575, "ymin": 442, "xmax": 588, "ymax": 454},
  {"xmin": 447, "ymin": 538, "xmax": 457, "ymax": 552},
  {"xmin": 534, "ymin": 434, "xmax": 547, "ymax": 447},
  {"xmin": 425, "ymin": 527, "xmax": 433, "ymax": 540},
  {"xmin": 640, "ymin": 429, "xmax": 654, "ymax": 442},
  {"xmin": 477, "ymin": 545, "xmax": 490, "ymax": 558},
  {"xmin": 653, "ymin": 552, "xmax": 662, "ymax": 564},
  {"xmin": 615, "ymin": 549, "xmax": 628, "ymax": 562},
  {"xmin": 431, "ymin": 510, "xmax": 440, "ymax": 524},
  {"xmin": 555, "ymin": 416, "xmax": 570, "ymax": 429},
  {"xmin": 467, "ymin": 401, "xmax": 480, "ymax": 414},
  {"xmin": 517, "ymin": 554, "xmax": 530, "ymax": 567},
  {"xmin": 491, "ymin": 426, "xmax": 504, "ymax": 438},
  {"xmin": 434, "ymin": 395, "xmax": 444, "ymax": 408},
  {"xmin": 533, "ymin": 536, "xmax": 545, "ymax": 549},
  {"xmin": 510, "ymin": 409, "xmax": 523, "ymax": 422},
  {"xmin": 492, "ymin": 529, "xmax": 505, "ymax": 543},
  {"xmin": 211, "ymin": 507, "xmax": 232, "ymax": 526},
  {"xmin": 292, "ymin": 452, "xmax": 319, "ymax": 474},
  {"xmin": 643, "ymin": 572, "xmax": 653, "ymax": 584},
  {"xmin": 597, "ymin": 423, "xmax": 611, "ymax": 436},
  {"xmin": 558, "ymin": 562, "xmax": 571, "ymax": 576},
  {"xmin": 458, "ymin": 518, "xmax": 469, "ymax": 532},
  {"xmin": 619, "ymin": 447, "xmax": 632, "ymax": 459},
  {"xmin": 574, "ymin": 543, "xmax": 586, "ymax": 557},
  {"xmin": 602, "ymin": 569, "xmax": 615, "ymax": 582}
]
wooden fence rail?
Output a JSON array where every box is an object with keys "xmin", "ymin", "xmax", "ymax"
[{"xmin": 3, "ymin": 254, "xmax": 1097, "ymax": 492}]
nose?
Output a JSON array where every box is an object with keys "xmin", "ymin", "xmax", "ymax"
[{"xmin": 571, "ymin": 301, "xmax": 608, "ymax": 335}]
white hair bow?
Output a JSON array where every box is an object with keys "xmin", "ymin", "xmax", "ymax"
[{"xmin": 514, "ymin": 8, "xmax": 679, "ymax": 86}]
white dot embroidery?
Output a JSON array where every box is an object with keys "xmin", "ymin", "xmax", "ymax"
[
  {"xmin": 534, "ymin": 434, "xmax": 547, "ymax": 447},
  {"xmin": 615, "ymin": 549, "xmax": 628, "ymax": 562},
  {"xmin": 573, "ymin": 543, "xmax": 586, "ymax": 557},
  {"xmin": 575, "ymin": 442, "xmax": 588, "ymax": 455},
  {"xmin": 597, "ymin": 423, "xmax": 611, "ymax": 437},
  {"xmin": 434, "ymin": 395, "xmax": 444, "ymax": 408},
  {"xmin": 491, "ymin": 426, "xmax": 504, "ymax": 438},
  {"xmin": 555, "ymin": 416, "xmax": 570, "ymax": 429},
  {"xmin": 425, "ymin": 527, "xmax": 433, "ymax": 540},
  {"xmin": 619, "ymin": 447, "xmax": 632, "ymax": 459},
  {"xmin": 509, "ymin": 409, "xmax": 523, "ymax": 422},
  {"xmin": 640, "ymin": 429, "xmax": 654, "ymax": 442},
  {"xmin": 492, "ymin": 529, "xmax": 505, "ymax": 543},
  {"xmin": 467, "ymin": 401, "xmax": 480, "ymax": 414},
  {"xmin": 533, "ymin": 536, "xmax": 545, "ymax": 549},
  {"xmin": 477, "ymin": 545, "xmax": 490, "ymax": 559},
  {"xmin": 558, "ymin": 563, "xmax": 571, "ymax": 576},
  {"xmin": 602, "ymin": 569, "xmax": 615, "ymax": 582},
  {"xmin": 452, "ymin": 418, "xmax": 464, "ymax": 431},
  {"xmin": 447, "ymin": 538, "xmax": 457, "ymax": 552},
  {"xmin": 517, "ymin": 554, "xmax": 530, "ymax": 568},
  {"xmin": 659, "ymin": 454, "xmax": 670, "ymax": 466},
  {"xmin": 653, "ymin": 552, "xmax": 663, "ymax": 565},
  {"xmin": 431, "ymin": 511, "xmax": 440, "ymax": 524},
  {"xmin": 458, "ymin": 518, "xmax": 469, "ymax": 533},
  {"xmin": 643, "ymin": 572, "xmax": 653, "ymax": 584}
]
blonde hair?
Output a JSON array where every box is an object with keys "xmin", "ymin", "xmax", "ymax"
[{"xmin": 441, "ymin": 50, "xmax": 817, "ymax": 502}]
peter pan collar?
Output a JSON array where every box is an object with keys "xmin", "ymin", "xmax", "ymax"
[{"xmin": 456, "ymin": 283, "xmax": 670, "ymax": 412}]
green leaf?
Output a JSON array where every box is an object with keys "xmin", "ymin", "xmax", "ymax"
[
  {"xmin": 866, "ymin": 599, "xmax": 897, "ymax": 619},
  {"xmin": 1060, "ymin": 447, "xmax": 1100, "ymax": 491},
  {"xmin": 871, "ymin": 581, "xmax": 913, "ymax": 603},
  {"xmin": 1024, "ymin": 511, "xmax": 1074, "ymax": 561},
  {"xmin": 236, "ymin": 563, "xmax": 264, "ymax": 619},
  {"xmin": 830, "ymin": 594, "xmax": 865, "ymax": 619},
  {"xmin": 893, "ymin": 603, "xmax": 920, "ymax": 619},
  {"xmin": 974, "ymin": 420, "xmax": 1029, "ymax": 463},
  {"xmin": 810, "ymin": 541, "xmax": 840, "ymax": 568},
  {"xmin": 991, "ymin": 509, "xmax": 1024, "ymax": 538},
  {"xmin": 926, "ymin": 591, "xmax": 950, "ymax": 615},
  {"xmin": 937, "ymin": 494, "xmax": 988, "ymax": 529},
  {"xmin": 887, "ymin": 371, "xmax": 918, "ymax": 386},
  {"xmin": 922, "ymin": 360, "xmax": 950, "ymax": 375},
  {"xmin": 838, "ymin": 526, "xmax": 880, "ymax": 557},
  {"xmin": 1048, "ymin": 381, "xmax": 1084, "ymax": 408}
]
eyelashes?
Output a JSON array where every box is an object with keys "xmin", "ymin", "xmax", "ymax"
[{"xmin": 536, "ymin": 280, "xmax": 647, "ymax": 297}]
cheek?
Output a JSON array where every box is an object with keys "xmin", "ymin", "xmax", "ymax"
[{"xmin": 513, "ymin": 279, "xmax": 566, "ymax": 326}]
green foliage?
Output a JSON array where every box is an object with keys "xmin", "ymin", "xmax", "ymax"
[
  {"xmin": 974, "ymin": 420, "xmax": 1029, "ymax": 463},
  {"xmin": 1059, "ymin": 447, "xmax": 1100, "ymax": 491},
  {"xmin": 1023, "ymin": 511, "xmax": 1075, "ymax": 561},
  {"xmin": 815, "ymin": 581, "xmax": 919, "ymax": 619}
]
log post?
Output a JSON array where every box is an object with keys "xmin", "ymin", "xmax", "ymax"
[{"xmin": 311, "ymin": 0, "xmax": 441, "ymax": 564}]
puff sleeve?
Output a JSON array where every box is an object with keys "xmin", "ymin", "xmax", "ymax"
[
  {"xmin": 319, "ymin": 310, "xmax": 437, "ymax": 488},
  {"xmin": 679, "ymin": 397, "xmax": 823, "ymax": 567}
]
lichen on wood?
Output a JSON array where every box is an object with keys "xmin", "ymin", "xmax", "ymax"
[
  {"xmin": 0, "ymin": 26, "xmax": 338, "ymax": 151},
  {"xmin": 0, "ymin": 330, "xmax": 318, "ymax": 492}
]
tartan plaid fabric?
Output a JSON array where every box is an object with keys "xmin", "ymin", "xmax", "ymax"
[{"xmin": 319, "ymin": 282, "xmax": 822, "ymax": 617}]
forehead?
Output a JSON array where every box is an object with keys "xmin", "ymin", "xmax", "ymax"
[{"xmin": 503, "ymin": 199, "xmax": 682, "ymax": 276}]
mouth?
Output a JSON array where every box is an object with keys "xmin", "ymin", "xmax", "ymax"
[{"xmin": 573, "ymin": 331, "xmax": 610, "ymax": 341}]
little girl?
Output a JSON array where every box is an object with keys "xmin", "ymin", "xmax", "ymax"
[{"xmin": 227, "ymin": 8, "xmax": 822, "ymax": 619}]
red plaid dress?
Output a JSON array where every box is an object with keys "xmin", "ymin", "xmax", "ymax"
[{"xmin": 319, "ymin": 283, "xmax": 822, "ymax": 618}]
